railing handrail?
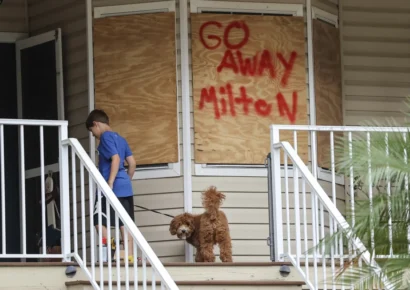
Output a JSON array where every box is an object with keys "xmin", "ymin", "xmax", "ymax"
[
  {"xmin": 270, "ymin": 124, "xmax": 409, "ymax": 133},
  {"xmin": 273, "ymin": 140, "xmax": 394, "ymax": 290},
  {"xmin": 62, "ymin": 137, "xmax": 179, "ymax": 290},
  {"xmin": 0, "ymin": 118, "xmax": 68, "ymax": 126}
]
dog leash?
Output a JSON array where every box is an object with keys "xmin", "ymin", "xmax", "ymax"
[{"xmin": 134, "ymin": 205, "xmax": 175, "ymax": 218}]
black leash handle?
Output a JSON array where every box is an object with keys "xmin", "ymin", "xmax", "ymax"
[{"xmin": 134, "ymin": 205, "xmax": 175, "ymax": 218}]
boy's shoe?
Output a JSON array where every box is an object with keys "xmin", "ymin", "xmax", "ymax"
[
  {"xmin": 128, "ymin": 256, "xmax": 142, "ymax": 264},
  {"xmin": 110, "ymin": 237, "xmax": 116, "ymax": 251},
  {"xmin": 110, "ymin": 237, "xmax": 116, "ymax": 259}
]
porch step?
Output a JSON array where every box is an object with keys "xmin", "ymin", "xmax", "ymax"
[
  {"xmin": 83, "ymin": 262, "xmax": 302, "ymax": 282},
  {"xmin": 66, "ymin": 262, "xmax": 304, "ymax": 290},
  {"xmin": 65, "ymin": 280, "xmax": 304, "ymax": 290},
  {"xmin": 0, "ymin": 262, "xmax": 304, "ymax": 290}
]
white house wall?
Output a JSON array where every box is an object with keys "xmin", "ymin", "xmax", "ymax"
[
  {"xmin": 15, "ymin": 0, "xmax": 344, "ymax": 263},
  {"xmin": 341, "ymin": 0, "xmax": 410, "ymax": 125},
  {"xmin": 0, "ymin": 0, "xmax": 27, "ymax": 33},
  {"xmin": 14, "ymin": 0, "xmax": 410, "ymax": 265},
  {"xmin": 89, "ymin": 0, "xmax": 342, "ymax": 262}
]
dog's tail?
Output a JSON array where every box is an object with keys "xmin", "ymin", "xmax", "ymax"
[{"xmin": 202, "ymin": 186, "xmax": 225, "ymax": 220}]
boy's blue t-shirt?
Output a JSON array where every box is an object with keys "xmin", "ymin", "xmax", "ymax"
[{"xmin": 97, "ymin": 131, "xmax": 133, "ymax": 198}]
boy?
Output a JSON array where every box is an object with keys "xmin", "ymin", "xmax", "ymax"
[{"xmin": 86, "ymin": 109, "xmax": 137, "ymax": 263}]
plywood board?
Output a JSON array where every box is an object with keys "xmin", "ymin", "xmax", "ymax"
[
  {"xmin": 93, "ymin": 12, "xmax": 178, "ymax": 165},
  {"xmin": 191, "ymin": 14, "xmax": 308, "ymax": 164},
  {"xmin": 313, "ymin": 19, "xmax": 343, "ymax": 169}
]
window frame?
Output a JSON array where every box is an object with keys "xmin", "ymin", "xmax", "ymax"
[
  {"xmin": 311, "ymin": 7, "xmax": 344, "ymax": 185},
  {"xmin": 91, "ymin": 1, "xmax": 181, "ymax": 180},
  {"xmin": 191, "ymin": 3, "xmax": 343, "ymax": 185},
  {"xmin": 190, "ymin": 0, "xmax": 303, "ymax": 15}
]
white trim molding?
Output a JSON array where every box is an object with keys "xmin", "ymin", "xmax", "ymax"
[
  {"xmin": 15, "ymin": 30, "xmax": 57, "ymax": 50},
  {"xmin": 195, "ymin": 164, "xmax": 295, "ymax": 178},
  {"xmin": 132, "ymin": 162, "xmax": 180, "ymax": 180},
  {"xmin": 179, "ymin": 0, "xmax": 194, "ymax": 262},
  {"xmin": 25, "ymin": 163, "xmax": 60, "ymax": 180},
  {"xmin": 0, "ymin": 32, "xmax": 28, "ymax": 43},
  {"xmin": 195, "ymin": 163, "xmax": 344, "ymax": 185},
  {"xmin": 190, "ymin": 0, "xmax": 303, "ymax": 16},
  {"xmin": 312, "ymin": 6, "xmax": 338, "ymax": 28},
  {"xmin": 306, "ymin": 0, "xmax": 317, "ymax": 178},
  {"xmin": 91, "ymin": 1, "xmax": 181, "ymax": 180},
  {"xmin": 94, "ymin": 1, "xmax": 175, "ymax": 18},
  {"xmin": 86, "ymin": 0, "xmax": 95, "ymax": 163},
  {"xmin": 317, "ymin": 167, "xmax": 345, "ymax": 186},
  {"xmin": 195, "ymin": 163, "xmax": 268, "ymax": 177}
]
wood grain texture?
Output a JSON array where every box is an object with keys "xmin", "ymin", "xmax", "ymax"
[
  {"xmin": 93, "ymin": 12, "xmax": 178, "ymax": 165},
  {"xmin": 191, "ymin": 14, "xmax": 308, "ymax": 164},
  {"xmin": 313, "ymin": 19, "xmax": 343, "ymax": 169}
]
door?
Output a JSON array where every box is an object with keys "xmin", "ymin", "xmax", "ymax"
[
  {"xmin": 0, "ymin": 33, "xmax": 26, "ymax": 260},
  {"xmin": 15, "ymin": 29, "xmax": 64, "ymax": 258}
]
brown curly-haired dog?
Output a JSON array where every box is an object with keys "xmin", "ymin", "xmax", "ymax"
[{"xmin": 169, "ymin": 186, "xmax": 233, "ymax": 262}]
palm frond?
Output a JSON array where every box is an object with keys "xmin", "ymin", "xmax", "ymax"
[
  {"xmin": 334, "ymin": 257, "xmax": 410, "ymax": 290},
  {"xmin": 334, "ymin": 124, "xmax": 410, "ymax": 194},
  {"xmin": 308, "ymin": 109, "xmax": 410, "ymax": 289}
]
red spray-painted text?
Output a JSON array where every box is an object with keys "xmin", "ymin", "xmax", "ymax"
[{"xmin": 197, "ymin": 20, "xmax": 300, "ymax": 123}]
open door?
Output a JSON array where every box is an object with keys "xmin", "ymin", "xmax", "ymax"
[
  {"xmin": 15, "ymin": 29, "xmax": 64, "ymax": 258},
  {"xmin": 0, "ymin": 33, "xmax": 26, "ymax": 261}
]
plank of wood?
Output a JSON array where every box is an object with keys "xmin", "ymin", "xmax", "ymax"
[
  {"xmin": 93, "ymin": 12, "xmax": 178, "ymax": 165},
  {"xmin": 191, "ymin": 14, "xmax": 309, "ymax": 165},
  {"xmin": 313, "ymin": 19, "xmax": 343, "ymax": 169}
]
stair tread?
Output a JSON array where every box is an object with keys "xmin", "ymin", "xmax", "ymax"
[
  {"xmin": 0, "ymin": 262, "xmax": 76, "ymax": 267},
  {"xmin": 0, "ymin": 261, "xmax": 293, "ymax": 267},
  {"xmin": 83, "ymin": 261, "xmax": 294, "ymax": 267},
  {"xmin": 66, "ymin": 280, "xmax": 305, "ymax": 286}
]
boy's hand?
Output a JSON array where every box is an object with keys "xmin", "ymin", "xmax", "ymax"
[{"xmin": 107, "ymin": 154, "xmax": 120, "ymax": 191}]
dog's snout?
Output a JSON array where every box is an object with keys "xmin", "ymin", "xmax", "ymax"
[{"xmin": 181, "ymin": 229, "xmax": 186, "ymax": 233}]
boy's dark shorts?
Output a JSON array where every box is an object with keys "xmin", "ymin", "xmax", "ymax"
[{"xmin": 93, "ymin": 195, "xmax": 135, "ymax": 227}]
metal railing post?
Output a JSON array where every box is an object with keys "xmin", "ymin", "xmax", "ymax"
[
  {"xmin": 59, "ymin": 124, "xmax": 71, "ymax": 261},
  {"xmin": 266, "ymin": 152, "xmax": 276, "ymax": 261},
  {"xmin": 266, "ymin": 153, "xmax": 273, "ymax": 260},
  {"xmin": 270, "ymin": 126, "xmax": 283, "ymax": 261}
]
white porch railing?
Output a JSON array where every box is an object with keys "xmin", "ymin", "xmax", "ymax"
[
  {"xmin": 0, "ymin": 118, "xmax": 68, "ymax": 260},
  {"xmin": 63, "ymin": 138, "xmax": 178, "ymax": 289},
  {"xmin": 0, "ymin": 118, "xmax": 179, "ymax": 290},
  {"xmin": 269, "ymin": 125, "xmax": 409, "ymax": 290}
]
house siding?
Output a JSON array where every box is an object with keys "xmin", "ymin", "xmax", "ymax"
[
  {"xmin": 0, "ymin": 0, "xmax": 27, "ymax": 33},
  {"xmin": 341, "ymin": 0, "xmax": 410, "ymax": 125}
]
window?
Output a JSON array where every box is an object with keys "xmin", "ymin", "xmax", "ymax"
[
  {"xmin": 190, "ymin": 1, "xmax": 306, "ymax": 177},
  {"xmin": 312, "ymin": 7, "xmax": 344, "ymax": 185},
  {"xmin": 91, "ymin": 1, "xmax": 180, "ymax": 179}
]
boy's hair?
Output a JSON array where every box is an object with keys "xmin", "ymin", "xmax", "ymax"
[{"xmin": 85, "ymin": 109, "xmax": 109, "ymax": 130}]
